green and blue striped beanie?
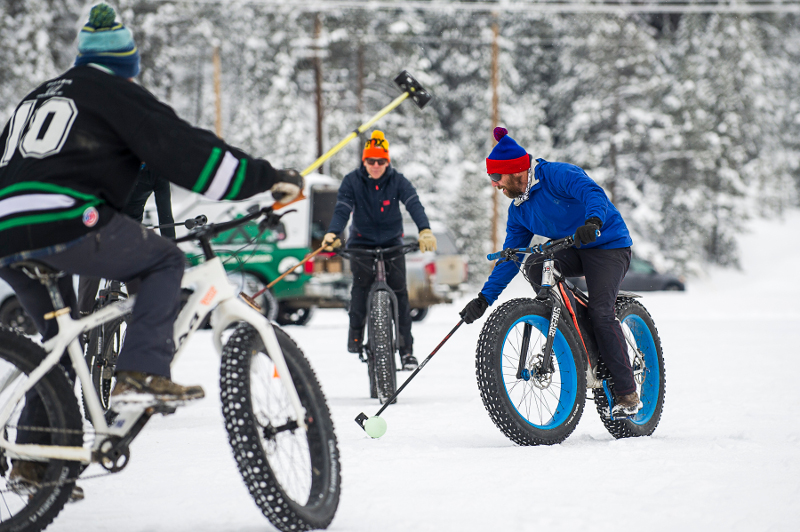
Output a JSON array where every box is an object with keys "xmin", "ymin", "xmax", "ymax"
[{"xmin": 74, "ymin": 4, "xmax": 140, "ymax": 78}]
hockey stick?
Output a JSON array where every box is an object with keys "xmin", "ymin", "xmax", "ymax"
[
  {"xmin": 355, "ymin": 319, "xmax": 464, "ymax": 432},
  {"xmin": 240, "ymin": 244, "xmax": 326, "ymax": 310}
]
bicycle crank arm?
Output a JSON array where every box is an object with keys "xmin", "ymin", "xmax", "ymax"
[{"xmin": 95, "ymin": 404, "xmax": 173, "ymax": 472}]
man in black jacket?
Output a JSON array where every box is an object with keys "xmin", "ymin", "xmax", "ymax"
[
  {"xmin": 322, "ymin": 131, "xmax": 437, "ymax": 370},
  {"xmin": 0, "ymin": 5, "xmax": 301, "ymax": 410}
]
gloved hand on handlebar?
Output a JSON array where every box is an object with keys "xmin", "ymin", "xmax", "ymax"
[
  {"xmin": 321, "ymin": 232, "xmax": 341, "ymax": 251},
  {"xmin": 270, "ymin": 169, "xmax": 304, "ymax": 203},
  {"xmin": 460, "ymin": 293, "xmax": 489, "ymax": 324},
  {"xmin": 418, "ymin": 228, "xmax": 437, "ymax": 253},
  {"xmin": 575, "ymin": 217, "xmax": 602, "ymax": 248}
]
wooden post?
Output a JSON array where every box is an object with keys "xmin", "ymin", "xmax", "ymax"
[
  {"xmin": 314, "ymin": 13, "xmax": 324, "ymax": 159},
  {"xmin": 356, "ymin": 42, "xmax": 364, "ymax": 164},
  {"xmin": 213, "ymin": 44, "xmax": 223, "ymax": 138},
  {"xmin": 490, "ymin": 16, "xmax": 500, "ymax": 260}
]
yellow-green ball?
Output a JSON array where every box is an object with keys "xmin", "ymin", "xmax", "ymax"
[{"xmin": 364, "ymin": 416, "xmax": 387, "ymax": 438}]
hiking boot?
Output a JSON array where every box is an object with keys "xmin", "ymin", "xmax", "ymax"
[
  {"xmin": 400, "ymin": 353, "xmax": 419, "ymax": 371},
  {"xmin": 611, "ymin": 391, "xmax": 643, "ymax": 418},
  {"xmin": 110, "ymin": 371, "xmax": 205, "ymax": 410},
  {"xmin": 348, "ymin": 327, "xmax": 363, "ymax": 354},
  {"xmin": 8, "ymin": 460, "xmax": 84, "ymax": 503}
]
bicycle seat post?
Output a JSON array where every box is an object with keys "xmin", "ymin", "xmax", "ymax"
[{"xmin": 18, "ymin": 263, "xmax": 68, "ymax": 313}]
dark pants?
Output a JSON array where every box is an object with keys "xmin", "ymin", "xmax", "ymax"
[
  {"xmin": 77, "ymin": 167, "xmax": 171, "ymax": 313},
  {"xmin": 0, "ymin": 214, "xmax": 184, "ymax": 444},
  {"xmin": 524, "ymin": 246, "xmax": 636, "ymax": 395},
  {"xmin": 0, "ymin": 213, "xmax": 184, "ymax": 378},
  {"xmin": 349, "ymin": 248, "xmax": 413, "ymax": 354}
]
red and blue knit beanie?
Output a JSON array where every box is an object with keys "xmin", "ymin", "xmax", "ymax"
[{"xmin": 486, "ymin": 127, "xmax": 530, "ymax": 174}]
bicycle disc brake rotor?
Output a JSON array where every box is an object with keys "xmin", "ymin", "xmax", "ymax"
[
  {"xmin": 528, "ymin": 353, "xmax": 554, "ymax": 390},
  {"xmin": 632, "ymin": 349, "xmax": 646, "ymax": 386}
]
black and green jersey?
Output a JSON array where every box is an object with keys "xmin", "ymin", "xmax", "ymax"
[{"xmin": 0, "ymin": 65, "xmax": 281, "ymax": 258}]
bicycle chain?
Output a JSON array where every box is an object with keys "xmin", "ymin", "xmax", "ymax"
[
  {"xmin": 0, "ymin": 470, "xmax": 114, "ymax": 493},
  {"xmin": 7, "ymin": 424, "xmax": 89, "ymax": 436}
]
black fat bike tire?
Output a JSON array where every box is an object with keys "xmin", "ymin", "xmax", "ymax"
[
  {"xmin": 0, "ymin": 329, "xmax": 83, "ymax": 532},
  {"xmin": 475, "ymin": 298, "xmax": 587, "ymax": 446},
  {"xmin": 220, "ymin": 324, "xmax": 340, "ymax": 531},
  {"xmin": 367, "ymin": 290, "xmax": 397, "ymax": 404},
  {"xmin": 593, "ymin": 298, "xmax": 666, "ymax": 439}
]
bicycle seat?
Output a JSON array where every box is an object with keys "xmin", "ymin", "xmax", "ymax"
[{"xmin": 8, "ymin": 260, "xmax": 64, "ymax": 279}]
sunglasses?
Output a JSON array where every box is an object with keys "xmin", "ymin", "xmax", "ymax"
[
  {"xmin": 365, "ymin": 158, "xmax": 389, "ymax": 166},
  {"xmin": 489, "ymin": 173, "xmax": 502, "ymax": 182}
]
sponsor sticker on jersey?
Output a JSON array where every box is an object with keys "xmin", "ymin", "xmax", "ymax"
[{"xmin": 82, "ymin": 206, "xmax": 99, "ymax": 227}]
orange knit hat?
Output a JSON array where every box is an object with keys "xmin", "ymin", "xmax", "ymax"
[{"xmin": 362, "ymin": 130, "xmax": 390, "ymax": 162}]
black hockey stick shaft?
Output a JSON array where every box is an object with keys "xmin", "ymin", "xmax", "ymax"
[{"xmin": 367, "ymin": 319, "xmax": 464, "ymax": 422}]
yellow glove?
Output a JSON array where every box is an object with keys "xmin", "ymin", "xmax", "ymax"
[
  {"xmin": 321, "ymin": 232, "xmax": 341, "ymax": 251},
  {"xmin": 418, "ymin": 228, "xmax": 437, "ymax": 253}
]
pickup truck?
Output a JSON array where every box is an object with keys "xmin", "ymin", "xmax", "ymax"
[{"xmin": 170, "ymin": 174, "xmax": 460, "ymax": 325}]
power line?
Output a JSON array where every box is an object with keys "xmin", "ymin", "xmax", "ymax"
[{"xmin": 156, "ymin": 0, "xmax": 800, "ymax": 14}]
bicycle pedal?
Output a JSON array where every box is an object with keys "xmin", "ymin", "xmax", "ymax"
[{"xmin": 148, "ymin": 404, "xmax": 178, "ymax": 416}]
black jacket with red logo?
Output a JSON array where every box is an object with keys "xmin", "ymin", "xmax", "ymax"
[
  {"xmin": 327, "ymin": 164, "xmax": 430, "ymax": 247},
  {"xmin": 0, "ymin": 65, "xmax": 281, "ymax": 258}
]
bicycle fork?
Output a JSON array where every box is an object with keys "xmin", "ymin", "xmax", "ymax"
[
  {"xmin": 515, "ymin": 301, "xmax": 560, "ymax": 379},
  {"xmin": 520, "ymin": 258, "xmax": 560, "ymax": 376}
]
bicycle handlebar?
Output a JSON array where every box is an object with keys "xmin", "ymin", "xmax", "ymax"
[
  {"xmin": 486, "ymin": 230, "xmax": 601, "ymax": 262},
  {"xmin": 337, "ymin": 242, "xmax": 419, "ymax": 258},
  {"xmin": 173, "ymin": 206, "xmax": 291, "ymax": 245},
  {"xmin": 151, "ymin": 215, "xmax": 208, "ymax": 230}
]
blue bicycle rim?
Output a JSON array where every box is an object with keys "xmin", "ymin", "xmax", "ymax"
[
  {"xmin": 501, "ymin": 315, "xmax": 578, "ymax": 429},
  {"xmin": 623, "ymin": 314, "xmax": 660, "ymax": 425}
]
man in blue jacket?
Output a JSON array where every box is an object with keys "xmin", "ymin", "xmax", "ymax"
[
  {"xmin": 322, "ymin": 131, "xmax": 437, "ymax": 370},
  {"xmin": 460, "ymin": 127, "xmax": 641, "ymax": 418}
]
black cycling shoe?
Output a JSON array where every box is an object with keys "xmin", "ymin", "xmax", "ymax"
[
  {"xmin": 347, "ymin": 327, "xmax": 363, "ymax": 354},
  {"xmin": 400, "ymin": 354, "xmax": 419, "ymax": 371}
]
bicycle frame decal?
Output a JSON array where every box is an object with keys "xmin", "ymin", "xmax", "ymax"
[
  {"xmin": 200, "ymin": 286, "xmax": 217, "ymax": 305},
  {"xmin": 547, "ymin": 305, "xmax": 560, "ymax": 338},
  {"xmin": 541, "ymin": 258, "xmax": 555, "ymax": 287}
]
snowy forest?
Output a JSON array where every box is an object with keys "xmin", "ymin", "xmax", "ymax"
[{"xmin": 2, "ymin": 0, "xmax": 799, "ymax": 279}]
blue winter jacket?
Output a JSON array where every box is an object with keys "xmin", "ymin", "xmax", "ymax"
[
  {"xmin": 481, "ymin": 158, "xmax": 633, "ymax": 304},
  {"xmin": 327, "ymin": 164, "xmax": 431, "ymax": 247}
]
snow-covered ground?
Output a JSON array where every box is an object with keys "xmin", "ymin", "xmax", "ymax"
[{"xmin": 51, "ymin": 211, "xmax": 800, "ymax": 532}]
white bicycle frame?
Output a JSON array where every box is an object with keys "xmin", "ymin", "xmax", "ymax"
[{"xmin": 0, "ymin": 256, "xmax": 307, "ymax": 464}]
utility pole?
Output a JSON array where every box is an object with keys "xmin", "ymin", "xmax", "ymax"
[
  {"xmin": 213, "ymin": 43, "xmax": 223, "ymax": 138},
  {"xmin": 490, "ymin": 15, "xmax": 500, "ymax": 257}
]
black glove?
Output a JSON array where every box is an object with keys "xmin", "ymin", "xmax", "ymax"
[
  {"xmin": 270, "ymin": 169, "xmax": 304, "ymax": 202},
  {"xmin": 460, "ymin": 293, "xmax": 489, "ymax": 324},
  {"xmin": 575, "ymin": 217, "xmax": 602, "ymax": 248}
]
